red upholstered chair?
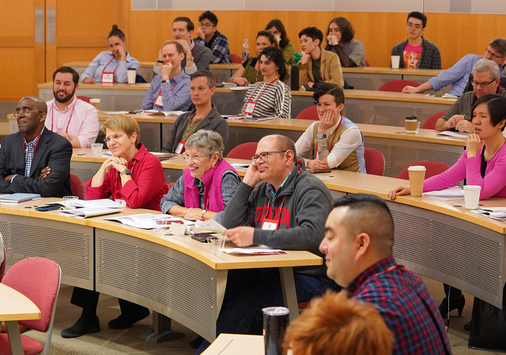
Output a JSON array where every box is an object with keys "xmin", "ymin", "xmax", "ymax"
[
  {"xmin": 230, "ymin": 54, "xmax": 242, "ymax": 64},
  {"xmin": 0, "ymin": 257, "xmax": 61, "ymax": 355},
  {"xmin": 77, "ymin": 96, "xmax": 91, "ymax": 103},
  {"xmin": 422, "ymin": 111, "xmax": 446, "ymax": 129},
  {"xmin": 226, "ymin": 142, "xmax": 258, "ymax": 159},
  {"xmin": 0, "ymin": 248, "xmax": 5, "ymax": 282},
  {"xmin": 365, "ymin": 59, "xmax": 371, "ymax": 67},
  {"xmin": 167, "ymin": 182, "xmax": 176, "ymax": 191},
  {"xmin": 69, "ymin": 173, "xmax": 84, "ymax": 200},
  {"xmin": 364, "ymin": 148, "xmax": 385, "ymax": 176},
  {"xmin": 212, "ymin": 73, "xmax": 220, "ymax": 84},
  {"xmin": 397, "ymin": 161, "xmax": 451, "ymax": 180},
  {"xmin": 379, "ymin": 80, "xmax": 421, "ymax": 93},
  {"xmin": 296, "ymin": 106, "xmax": 318, "ymax": 120}
]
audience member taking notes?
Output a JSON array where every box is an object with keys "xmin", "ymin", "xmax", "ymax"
[
  {"xmin": 325, "ymin": 17, "xmax": 366, "ymax": 67},
  {"xmin": 45, "ymin": 66, "xmax": 99, "ymax": 148},
  {"xmin": 295, "ymin": 84, "xmax": 366, "ymax": 172},
  {"xmin": 161, "ymin": 70, "xmax": 228, "ymax": 153},
  {"xmin": 194, "ymin": 11, "xmax": 231, "ymax": 64},
  {"xmin": 0, "ymin": 96, "xmax": 72, "ymax": 197},
  {"xmin": 391, "ymin": 11, "xmax": 441, "ymax": 69},
  {"xmin": 142, "ymin": 41, "xmax": 192, "ymax": 112},
  {"xmin": 80, "ymin": 25, "xmax": 140, "ymax": 84},
  {"xmin": 61, "ymin": 114, "xmax": 168, "ymax": 339},
  {"xmin": 153, "ymin": 17, "xmax": 211, "ymax": 76}
]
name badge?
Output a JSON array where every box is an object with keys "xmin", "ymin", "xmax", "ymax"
[
  {"xmin": 261, "ymin": 219, "xmax": 278, "ymax": 230},
  {"xmin": 154, "ymin": 91, "xmax": 164, "ymax": 107},
  {"xmin": 101, "ymin": 72, "xmax": 114, "ymax": 83},
  {"xmin": 244, "ymin": 101, "xmax": 256, "ymax": 115},
  {"xmin": 175, "ymin": 141, "xmax": 185, "ymax": 154}
]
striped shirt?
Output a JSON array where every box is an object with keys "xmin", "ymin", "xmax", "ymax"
[{"xmin": 240, "ymin": 80, "xmax": 291, "ymax": 118}]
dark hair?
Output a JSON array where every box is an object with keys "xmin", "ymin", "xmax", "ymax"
[
  {"xmin": 191, "ymin": 69, "xmax": 216, "ymax": 88},
  {"xmin": 173, "ymin": 16, "xmax": 194, "ymax": 32},
  {"xmin": 53, "ymin": 66, "xmax": 79, "ymax": 86},
  {"xmin": 259, "ymin": 46, "xmax": 288, "ymax": 81},
  {"xmin": 298, "ymin": 27, "xmax": 323, "ymax": 45},
  {"xmin": 489, "ymin": 38, "xmax": 506, "ymax": 58},
  {"xmin": 256, "ymin": 30, "xmax": 277, "ymax": 47},
  {"xmin": 313, "ymin": 83, "xmax": 344, "ymax": 106},
  {"xmin": 108, "ymin": 24, "xmax": 125, "ymax": 41},
  {"xmin": 407, "ymin": 11, "xmax": 427, "ymax": 28},
  {"xmin": 332, "ymin": 194, "xmax": 394, "ymax": 255},
  {"xmin": 265, "ymin": 19, "xmax": 290, "ymax": 49},
  {"xmin": 199, "ymin": 11, "xmax": 218, "ymax": 26},
  {"xmin": 327, "ymin": 17, "xmax": 355, "ymax": 44},
  {"xmin": 471, "ymin": 94, "xmax": 506, "ymax": 131}
]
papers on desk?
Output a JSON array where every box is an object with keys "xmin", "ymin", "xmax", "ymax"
[
  {"xmin": 231, "ymin": 162, "xmax": 251, "ymax": 170},
  {"xmin": 442, "ymin": 93, "xmax": 458, "ymax": 100},
  {"xmin": 195, "ymin": 219, "xmax": 227, "ymax": 234},
  {"xmin": 104, "ymin": 213, "xmax": 192, "ymax": 229},
  {"xmin": 143, "ymin": 110, "xmax": 185, "ymax": 117},
  {"xmin": 221, "ymin": 245, "xmax": 287, "ymax": 255},
  {"xmin": 230, "ymin": 86, "xmax": 249, "ymax": 91},
  {"xmin": 102, "ymin": 111, "xmax": 129, "ymax": 115},
  {"xmin": 422, "ymin": 186, "xmax": 464, "ymax": 200},
  {"xmin": 0, "ymin": 193, "xmax": 41, "ymax": 204},
  {"xmin": 437, "ymin": 131, "xmax": 469, "ymax": 138},
  {"xmin": 222, "ymin": 115, "xmax": 274, "ymax": 122},
  {"xmin": 60, "ymin": 208, "xmax": 122, "ymax": 218},
  {"xmin": 472, "ymin": 207, "xmax": 506, "ymax": 220}
]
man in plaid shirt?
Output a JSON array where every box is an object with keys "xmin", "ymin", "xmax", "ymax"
[
  {"xmin": 194, "ymin": 11, "xmax": 231, "ymax": 64},
  {"xmin": 391, "ymin": 11, "xmax": 441, "ymax": 69},
  {"xmin": 320, "ymin": 194, "xmax": 452, "ymax": 354}
]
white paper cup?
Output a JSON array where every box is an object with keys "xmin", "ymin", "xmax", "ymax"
[
  {"xmin": 408, "ymin": 165, "xmax": 426, "ymax": 197},
  {"xmin": 90, "ymin": 99, "xmax": 101, "ymax": 112},
  {"xmin": 391, "ymin": 55, "xmax": 400, "ymax": 69},
  {"xmin": 464, "ymin": 185, "xmax": 481, "ymax": 210},
  {"xmin": 127, "ymin": 69, "xmax": 136, "ymax": 85},
  {"xmin": 63, "ymin": 196, "xmax": 78, "ymax": 210},
  {"xmin": 91, "ymin": 143, "xmax": 103, "ymax": 156}
]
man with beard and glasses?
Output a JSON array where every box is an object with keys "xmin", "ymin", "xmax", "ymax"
[{"xmin": 45, "ymin": 66, "xmax": 99, "ymax": 148}]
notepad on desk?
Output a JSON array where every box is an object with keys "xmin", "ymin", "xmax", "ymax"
[
  {"xmin": 0, "ymin": 193, "xmax": 41, "ymax": 204},
  {"xmin": 60, "ymin": 208, "xmax": 122, "ymax": 219},
  {"xmin": 143, "ymin": 110, "xmax": 185, "ymax": 117},
  {"xmin": 104, "ymin": 213, "xmax": 192, "ymax": 229},
  {"xmin": 422, "ymin": 186, "xmax": 464, "ymax": 200}
]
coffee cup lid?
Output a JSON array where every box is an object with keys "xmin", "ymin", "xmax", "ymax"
[
  {"xmin": 407, "ymin": 165, "xmax": 426, "ymax": 171},
  {"xmin": 128, "ymin": 68, "xmax": 136, "ymax": 71},
  {"xmin": 405, "ymin": 116, "xmax": 417, "ymax": 120},
  {"xmin": 463, "ymin": 185, "xmax": 481, "ymax": 191}
]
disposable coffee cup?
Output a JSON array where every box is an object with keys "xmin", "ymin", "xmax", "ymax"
[
  {"xmin": 405, "ymin": 116, "xmax": 418, "ymax": 134},
  {"xmin": 90, "ymin": 99, "xmax": 101, "ymax": 112},
  {"xmin": 263, "ymin": 306, "xmax": 289, "ymax": 355},
  {"xmin": 464, "ymin": 185, "xmax": 481, "ymax": 210},
  {"xmin": 391, "ymin": 55, "xmax": 400, "ymax": 69},
  {"xmin": 91, "ymin": 143, "xmax": 103, "ymax": 156},
  {"xmin": 408, "ymin": 165, "xmax": 426, "ymax": 197},
  {"xmin": 127, "ymin": 68, "xmax": 136, "ymax": 85}
]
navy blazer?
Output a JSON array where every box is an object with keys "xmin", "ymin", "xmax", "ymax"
[{"xmin": 0, "ymin": 128, "xmax": 72, "ymax": 197}]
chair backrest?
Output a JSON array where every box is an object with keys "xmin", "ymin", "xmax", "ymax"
[
  {"xmin": 212, "ymin": 73, "xmax": 220, "ymax": 84},
  {"xmin": 379, "ymin": 80, "xmax": 421, "ymax": 93},
  {"xmin": 363, "ymin": 148, "xmax": 385, "ymax": 176},
  {"xmin": 365, "ymin": 59, "xmax": 371, "ymax": 67},
  {"xmin": 77, "ymin": 96, "xmax": 91, "ymax": 103},
  {"xmin": 397, "ymin": 161, "xmax": 451, "ymax": 180},
  {"xmin": 296, "ymin": 106, "xmax": 319, "ymax": 120},
  {"xmin": 167, "ymin": 182, "xmax": 176, "ymax": 191},
  {"xmin": 230, "ymin": 53, "xmax": 242, "ymax": 64},
  {"xmin": 226, "ymin": 142, "xmax": 258, "ymax": 159},
  {"xmin": 0, "ymin": 248, "xmax": 5, "ymax": 282},
  {"xmin": 2, "ymin": 257, "xmax": 61, "ymax": 354},
  {"xmin": 422, "ymin": 111, "xmax": 446, "ymax": 129},
  {"xmin": 69, "ymin": 173, "xmax": 84, "ymax": 200}
]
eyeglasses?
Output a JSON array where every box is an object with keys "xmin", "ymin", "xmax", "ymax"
[
  {"xmin": 183, "ymin": 153, "xmax": 208, "ymax": 162},
  {"xmin": 13, "ymin": 107, "xmax": 42, "ymax": 117},
  {"xmin": 251, "ymin": 150, "xmax": 287, "ymax": 163},
  {"xmin": 485, "ymin": 48, "xmax": 504, "ymax": 60},
  {"xmin": 472, "ymin": 78, "xmax": 496, "ymax": 87},
  {"xmin": 200, "ymin": 22, "xmax": 214, "ymax": 28},
  {"xmin": 104, "ymin": 133, "xmax": 126, "ymax": 144}
]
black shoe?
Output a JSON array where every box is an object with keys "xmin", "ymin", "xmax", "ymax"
[
  {"xmin": 464, "ymin": 320, "xmax": 472, "ymax": 331},
  {"xmin": 108, "ymin": 309, "xmax": 150, "ymax": 329},
  {"xmin": 61, "ymin": 316, "xmax": 100, "ymax": 338},
  {"xmin": 190, "ymin": 336, "xmax": 204, "ymax": 349},
  {"xmin": 439, "ymin": 294, "xmax": 465, "ymax": 318}
]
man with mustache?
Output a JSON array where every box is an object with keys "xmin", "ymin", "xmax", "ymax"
[{"xmin": 45, "ymin": 66, "xmax": 99, "ymax": 148}]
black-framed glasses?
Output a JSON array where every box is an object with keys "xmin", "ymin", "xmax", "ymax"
[
  {"xmin": 251, "ymin": 150, "xmax": 287, "ymax": 163},
  {"xmin": 13, "ymin": 107, "xmax": 43, "ymax": 117},
  {"xmin": 472, "ymin": 78, "xmax": 496, "ymax": 87},
  {"xmin": 200, "ymin": 22, "xmax": 214, "ymax": 28},
  {"xmin": 485, "ymin": 48, "xmax": 504, "ymax": 60}
]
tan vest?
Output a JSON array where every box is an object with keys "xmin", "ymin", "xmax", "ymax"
[{"xmin": 312, "ymin": 122, "xmax": 359, "ymax": 172}]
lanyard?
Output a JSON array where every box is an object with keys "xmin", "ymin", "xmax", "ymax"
[
  {"xmin": 265, "ymin": 195, "xmax": 287, "ymax": 230},
  {"xmin": 49, "ymin": 101, "xmax": 76, "ymax": 133},
  {"xmin": 247, "ymin": 78, "xmax": 279, "ymax": 103},
  {"xmin": 102, "ymin": 57, "xmax": 119, "ymax": 76},
  {"xmin": 314, "ymin": 114, "xmax": 343, "ymax": 159}
]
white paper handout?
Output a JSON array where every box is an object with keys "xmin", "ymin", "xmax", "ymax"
[
  {"xmin": 221, "ymin": 245, "xmax": 287, "ymax": 255},
  {"xmin": 195, "ymin": 219, "xmax": 227, "ymax": 234},
  {"xmin": 422, "ymin": 186, "xmax": 464, "ymax": 200},
  {"xmin": 104, "ymin": 213, "xmax": 194, "ymax": 229}
]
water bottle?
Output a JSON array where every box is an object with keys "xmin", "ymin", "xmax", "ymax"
[{"xmin": 242, "ymin": 39, "xmax": 249, "ymax": 62}]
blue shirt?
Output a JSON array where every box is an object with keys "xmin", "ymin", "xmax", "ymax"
[
  {"xmin": 80, "ymin": 50, "xmax": 140, "ymax": 83},
  {"xmin": 141, "ymin": 71, "xmax": 192, "ymax": 112},
  {"xmin": 346, "ymin": 255, "xmax": 452, "ymax": 355}
]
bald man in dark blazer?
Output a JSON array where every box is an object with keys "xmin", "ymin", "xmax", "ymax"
[{"xmin": 0, "ymin": 96, "xmax": 72, "ymax": 197}]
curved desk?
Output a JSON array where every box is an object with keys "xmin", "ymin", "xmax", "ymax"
[{"xmin": 0, "ymin": 201, "xmax": 320, "ymax": 342}]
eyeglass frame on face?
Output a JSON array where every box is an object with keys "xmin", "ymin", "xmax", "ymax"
[
  {"xmin": 104, "ymin": 133, "xmax": 126, "ymax": 144},
  {"xmin": 183, "ymin": 152, "xmax": 209, "ymax": 162},
  {"xmin": 472, "ymin": 78, "xmax": 497, "ymax": 87},
  {"xmin": 200, "ymin": 22, "xmax": 214, "ymax": 28},
  {"xmin": 485, "ymin": 48, "xmax": 504, "ymax": 60},
  {"xmin": 251, "ymin": 150, "xmax": 288, "ymax": 163},
  {"xmin": 13, "ymin": 107, "xmax": 43, "ymax": 117}
]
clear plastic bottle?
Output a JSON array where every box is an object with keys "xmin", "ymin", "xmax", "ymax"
[{"xmin": 242, "ymin": 39, "xmax": 249, "ymax": 62}]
